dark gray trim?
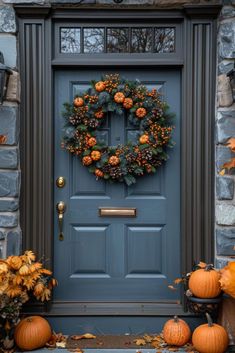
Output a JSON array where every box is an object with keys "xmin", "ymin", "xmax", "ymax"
[{"xmin": 16, "ymin": 5, "xmax": 220, "ymax": 317}]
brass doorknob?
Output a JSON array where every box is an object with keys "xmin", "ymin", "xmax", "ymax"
[
  {"xmin": 56, "ymin": 201, "xmax": 66, "ymax": 241},
  {"xmin": 56, "ymin": 176, "xmax": 66, "ymax": 188}
]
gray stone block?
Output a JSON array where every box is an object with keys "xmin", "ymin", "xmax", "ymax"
[
  {"xmin": 216, "ymin": 176, "xmax": 234, "ymax": 200},
  {"xmin": 218, "ymin": 60, "xmax": 235, "ymax": 75},
  {"xmin": 219, "ymin": 22, "xmax": 235, "ymax": 59},
  {"xmin": 216, "ymin": 228, "xmax": 235, "ymax": 256},
  {"xmin": 0, "ymin": 213, "xmax": 18, "ymax": 227},
  {"xmin": 0, "ymin": 106, "xmax": 19, "ymax": 145},
  {"xmin": 216, "ymin": 145, "xmax": 235, "ymax": 170},
  {"xmin": 6, "ymin": 229, "xmax": 21, "ymax": 256},
  {"xmin": 217, "ymin": 110, "xmax": 235, "ymax": 143},
  {"xmin": 0, "ymin": 148, "xmax": 18, "ymax": 169},
  {"xmin": 0, "ymin": 34, "xmax": 16, "ymax": 68},
  {"xmin": 0, "ymin": 171, "xmax": 19, "ymax": 197},
  {"xmin": 6, "ymin": 71, "xmax": 21, "ymax": 103},
  {"xmin": 3, "ymin": 0, "xmax": 45, "ymax": 3},
  {"xmin": 0, "ymin": 6, "xmax": 16, "ymax": 33},
  {"xmin": 220, "ymin": 5, "xmax": 235, "ymax": 18},
  {"xmin": 216, "ymin": 203, "xmax": 235, "ymax": 225},
  {"xmin": 0, "ymin": 230, "xmax": 6, "ymax": 240},
  {"xmin": 0, "ymin": 199, "xmax": 18, "ymax": 211}
]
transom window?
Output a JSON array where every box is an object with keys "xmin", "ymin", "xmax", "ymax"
[{"xmin": 60, "ymin": 26, "xmax": 175, "ymax": 54}]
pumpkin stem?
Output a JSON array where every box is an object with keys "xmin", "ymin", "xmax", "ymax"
[
  {"xmin": 173, "ymin": 316, "xmax": 179, "ymax": 323},
  {"xmin": 205, "ymin": 312, "xmax": 213, "ymax": 327}
]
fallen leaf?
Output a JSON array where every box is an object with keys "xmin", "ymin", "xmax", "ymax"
[
  {"xmin": 82, "ymin": 333, "xmax": 96, "ymax": 339},
  {"xmin": 143, "ymin": 334, "xmax": 153, "ymax": 343},
  {"xmin": 71, "ymin": 333, "xmax": 96, "ymax": 340},
  {"xmin": 0, "ymin": 135, "xmax": 7, "ymax": 144},
  {"xmin": 226, "ymin": 137, "xmax": 235, "ymax": 152},
  {"xmin": 68, "ymin": 349, "xmax": 84, "ymax": 353},
  {"xmin": 134, "ymin": 339, "xmax": 146, "ymax": 346},
  {"xmin": 56, "ymin": 341, "xmax": 66, "ymax": 348},
  {"xmin": 174, "ymin": 278, "xmax": 183, "ymax": 284},
  {"xmin": 223, "ymin": 157, "xmax": 235, "ymax": 171},
  {"xmin": 168, "ymin": 285, "xmax": 177, "ymax": 291}
]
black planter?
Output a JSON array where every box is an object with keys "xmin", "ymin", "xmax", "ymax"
[{"xmin": 186, "ymin": 295, "xmax": 223, "ymax": 319}]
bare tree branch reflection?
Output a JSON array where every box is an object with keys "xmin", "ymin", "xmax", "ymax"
[
  {"xmin": 155, "ymin": 28, "xmax": 175, "ymax": 53},
  {"xmin": 61, "ymin": 28, "xmax": 81, "ymax": 53},
  {"xmin": 84, "ymin": 28, "xmax": 104, "ymax": 53},
  {"xmin": 131, "ymin": 28, "xmax": 152, "ymax": 53},
  {"xmin": 107, "ymin": 28, "xmax": 129, "ymax": 53}
]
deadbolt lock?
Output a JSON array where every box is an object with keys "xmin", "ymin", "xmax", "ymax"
[{"xmin": 56, "ymin": 176, "xmax": 66, "ymax": 188}]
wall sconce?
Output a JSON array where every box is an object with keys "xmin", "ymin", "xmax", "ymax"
[{"xmin": 0, "ymin": 51, "xmax": 12, "ymax": 105}]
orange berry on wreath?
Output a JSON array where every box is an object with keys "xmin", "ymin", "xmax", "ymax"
[
  {"xmin": 123, "ymin": 98, "xmax": 133, "ymax": 109},
  {"xmin": 91, "ymin": 150, "xmax": 101, "ymax": 161},
  {"xmin": 95, "ymin": 169, "xmax": 104, "ymax": 178},
  {"xmin": 95, "ymin": 81, "xmax": 106, "ymax": 92},
  {"xmin": 139, "ymin": 134, "xmax": 149, "ymax": 144},
  {"xmin": 95, "ymin": 110, "xmax": 104, "ymax": 119},
  {"xmin": 74, "ymin": 97, "xmax": 84, "ymax": 107},
  {"xmin": 114, "ymin": 92, "xmax": 125, "ymax": 103},
  {"xmin": 136, "ymin": 107, "xmax": 147, "ymax": 119},
  {"xmin": 109, "ymin": 155, "xmax": 120, "ymax": 166},
  {"xmin": 82, "ymin": 156, "xmax": 92, "ymax": 166},
  {"xmin": 87, "ymin": 137, "xmax": 97, "ymax": 147}
]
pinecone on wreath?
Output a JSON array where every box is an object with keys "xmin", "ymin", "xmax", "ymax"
[{"xmin": 110, "ymin": 166, "xmax": 123, "ymax": 179}]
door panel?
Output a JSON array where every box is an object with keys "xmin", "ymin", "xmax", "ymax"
[{"xmin": 54, "ymin": 69, "xmax": 181, "ymax": 303}]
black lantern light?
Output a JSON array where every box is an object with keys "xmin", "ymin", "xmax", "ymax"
[{"xmin": 0, "ymin": 51, "xmax": 12, "ymax": 105}]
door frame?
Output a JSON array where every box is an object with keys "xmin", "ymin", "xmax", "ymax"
[{"xmin": 16, "ymin": 4, "xmax": 220, "ymax": 317}]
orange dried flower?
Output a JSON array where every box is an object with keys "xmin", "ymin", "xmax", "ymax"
[
  {"xmin": 82, "ymin": 156, "xmax": 93, "ymax": 166},
  {"xmin": 73, "ymin": 97, "xmax": 84, "ymax": 107},
  {"xmin": 114, "ymin": 92, "xmax": 125, "ymax": 103},
  {"xmin": 91, "ymin": 150, "xmax": 101, "ymax": 161},
  {"xmin": 136, "ymin": 107, "xmax": 147, "ymax": 119},
  {"xmin": 109, "ymin": 156, "xmax": 120, "ymax": 166},
  {"xmin": 7, "ymin": 256, "xmax": 22, "ymax": 270},
  {"xmin": 123, "ymin": 98, "xmax": 133, "ymax": 109},
  {"xmin": 33, "ymin": 282, "xmax": 45, "ymax": 296},
  {"xmin": 19, "ymin": 265, "xmax": 30, "ymax": 276}
]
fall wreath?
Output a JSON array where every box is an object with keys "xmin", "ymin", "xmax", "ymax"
[{"xmin": 62, "ymin": 73, "xmax": 174, "ymax": 186}]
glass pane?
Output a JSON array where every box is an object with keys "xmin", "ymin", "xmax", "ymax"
[
  {"xmin": 60, "ymin": 28, "xmax": 81, "ymax": 54},
  {"xmin": 154, "ymin": 27, "xmax": 175, "ymax": 53},
  {"xmin": 107, "ymin": 28, "xmax": 129, "ymax": 53},
  {"xmin": 83, "ymin": 28, "xmax": 104, "ymax": 53},
  {"xmin": 131, "ymin": 28, "xmax": 152, "ymax": 53}
]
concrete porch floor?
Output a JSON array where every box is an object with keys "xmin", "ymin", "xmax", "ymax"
[{"xmin": 30, "ymin": 350, "xmax": 191, "ymax": 353}]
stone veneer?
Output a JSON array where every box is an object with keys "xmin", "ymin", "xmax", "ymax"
[{"xmin": 0, "ymin": 0, "xmax": 234, "ymax": 268}]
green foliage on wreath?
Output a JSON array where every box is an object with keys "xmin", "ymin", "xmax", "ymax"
[{"xmin": 61, "ymin": 73, "xmax": 175, "ymax": 186}]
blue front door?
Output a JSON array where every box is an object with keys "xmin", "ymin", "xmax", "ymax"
[{"xmin": 54, "ymin": 68, "xmax": 181, "ymax": 307}]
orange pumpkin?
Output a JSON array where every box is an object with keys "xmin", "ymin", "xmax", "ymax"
[
  {"xmin": 82, "ymin": 156, "xmax": 92, "ymax": 166},
  {"xmin": 219, "ymin": 261, "xmax": 235, "ymax": 298},
  {"xmin": 123, "ymin": 98, "xmax": 133, "ymax": 109},
  {"xmin": 109, "ymin": 156, "xmax": 120, "ymax": 166},
  {"xmin": 114, "ymin": 92, "xmax": 125, "ymax": 103},
  {"xmin": 139, "ymin": 134, "xmax": 149, "ymax": 144},
  {"xmin": 136, "ymin": 107, "xmax": 147, "ymax": 119},
  {"xmin": 95, "ymin": 81, "xmax": 106, "ymax": 92},
  {"xmin": 73, "ymin": 97, "xmax": 84, "ymax": 107},
  {"xmin": 87, "ymin": 137, "xmax": 97, "ymax": 147},
  {"xmin": 14, "ymin": 316, "xmax": 52, "ymax": 351},
  {"xmin": 91, "ymin": 150, "xmax": 101, "ymax": 161},
  {"xmin": 189, "ymin": 265, "xmax": 221, "ymax": 298},
  {"xmin": 192, "ymin": 313, "xmax": 228, "ymax": 353},
  {"xmin": 163, "ymin": 316, "xmax": 191, "ymax": 346},
  {"xmin": 95, "ymin": 169, "xmax": 104, "ymax": 178}
]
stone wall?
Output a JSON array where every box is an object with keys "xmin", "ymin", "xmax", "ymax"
[
  {"xmin": 216, "ymin": 4, "xmax": 235, "ymax": 268},
  {"xmin": 0, "ymin": 0, "xmax": 234, "ymax": 268},
  {"xmin": 0, "ymin": 1, "xmax": 21, "ymax": 257}
]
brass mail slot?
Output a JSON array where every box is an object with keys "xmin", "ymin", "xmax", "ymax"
[{"xmin": 99, "ymin": 207, "xmax": 137, "ymax": 217}]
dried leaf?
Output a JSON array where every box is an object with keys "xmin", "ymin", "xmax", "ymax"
[
  {"xmin": 56, "ymin": 341, "xmax": 66, "ymax": 348},
  {"xmin": 143, "ymin": 334, "xmax": 153, "ymax": 343},
  {"xmin": 134, "ymin": 339, "xmax": 146, "ymax": 346},
  {"xmin": 223, "ymin": 158, "xmax": 235, "ymax": 171},
  {"xmin": 219, "ymin": 168, "xmax": 226, "ymax": 175},
  {"xmin": 0, "ymin": 135, "xmax": 7, "ymax": 144},
  {"xmin": 71, "ymin": 333, "xmax": 96, "ymax": 340},
  {"xmin": 226, "ymin": 137, "xmax": 235, "ymax": 152},
  {"xmin": 197, "ymin": 261, "xmax": 207, "ymax": 269},
  {"xmin": 168, "ymin": 285, "xmax": 177, "ymax": 291},
  {"xmin": 174, "ymin": 278, "xmax": 183, "ymax": 284}
]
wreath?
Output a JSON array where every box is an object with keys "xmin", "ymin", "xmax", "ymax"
[{"xmin": 61, "ymin": 73, "xmax": 174, "ymax": 186}]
